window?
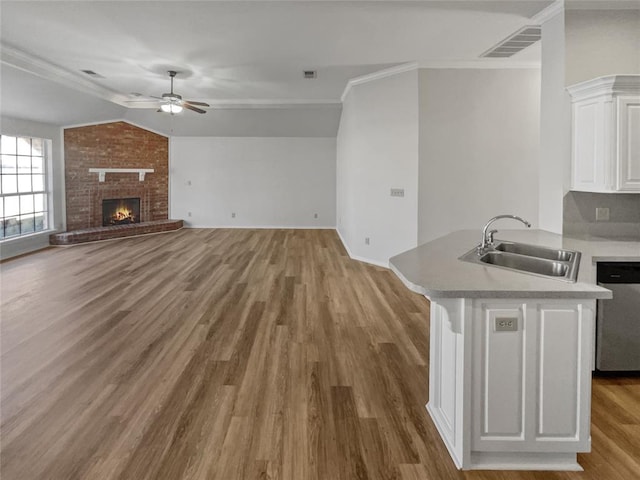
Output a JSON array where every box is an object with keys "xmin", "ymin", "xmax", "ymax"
[{"xmin": 1, "ymin": 135, "xmax": 49, "ymax": 239}]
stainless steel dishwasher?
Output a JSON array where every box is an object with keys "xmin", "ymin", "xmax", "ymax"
[{"xmin": 596, "ymin": 262, "xmax": 640, "ymax": 372}]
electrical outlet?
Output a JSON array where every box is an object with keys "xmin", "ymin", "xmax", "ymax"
[
  {"xmin": 314, "ymin": 213, "xmax": 318, "ymax": 219},
  {"xmin": 187, "ymin": 180, "xmax": 192, "ymax": 186},
  {"xmin": 495, "ymin": 317, "xmax": 518, "ymax": 332},
  {"xmin": 596, "ymin": 207, "xmax": 610, "ymax": 222},
  {"xmin": 365, "ymin": 237, "xmax": 370, "ymax": 245},
  {"xmin": 231, "ymin": 212, "xmax": 236, "ymax": 218},
  {"xmin": 188, "ymin": 211, "xmax": 192, "ymax": 217},
  {"xmin": 390, "ymin": 188, "xmax": 405, "ymax": 197}
]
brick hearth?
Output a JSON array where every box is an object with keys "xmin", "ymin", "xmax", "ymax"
[{"xmin": 50, "ymin": 220, "xmax": 183, "ymax": 245}]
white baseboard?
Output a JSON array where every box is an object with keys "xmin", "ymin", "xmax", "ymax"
[
  {"xmin": 335, "ymin": 228, "xmax": 389, "ymax": 269},
  {"xmin": 184, "ymin": 225, "xmax": 335, "ymax": 230},
  {"xmin": 468, "ymin": 452, "xmax": 583, "ymax": 472}
]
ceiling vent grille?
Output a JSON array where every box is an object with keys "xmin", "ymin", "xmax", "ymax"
[
  {"xmin": 303, "ymin": 70, "xmax": 317, "ymax": 79},
  {"xmin": 480, "ymin": 26, "xmax": 541, "ymax": 58},
  {"xmin": 80, "ymin": 69, "xmax": 105, "ymax": 78}
]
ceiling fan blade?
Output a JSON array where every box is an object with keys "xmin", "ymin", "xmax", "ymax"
[
  {"xmin": 184, "ymin": 100, "xmax": 210, "ymax": 107},
  {"xmin": 183, "ymin": 103, "xmax": 206, "ymax": 114}
]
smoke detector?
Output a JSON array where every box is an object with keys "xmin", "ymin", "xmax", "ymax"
[{"xmin": 481, "ymin": 26, "xmax": 541, "ymax": 58}]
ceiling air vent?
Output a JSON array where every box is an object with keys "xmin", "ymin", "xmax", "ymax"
[
  {"xmin": 303, "ymin": 70, "xmax": 317, "ymax": 79},
  {"xmin": 80, "ymin": 69, "xmax": 105, "ymax": 78},
  {"xmin": 481, "ymin": 26, "xmax": 541, "ymax": 58}
]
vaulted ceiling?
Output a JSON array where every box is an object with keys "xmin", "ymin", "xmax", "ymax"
[{"xmin": 1, "ymin": 0, "xmax": 556, "ymax": 135}]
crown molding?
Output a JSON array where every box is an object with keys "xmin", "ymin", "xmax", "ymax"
[
  {"xmin": 125, "ymin": 98, "xmax": 342, "ymax": 110},
  {"xmin": 565, "ymin": 0, "xmax": 640, "ymax": 10},
  {"xmin": 205, "ymin": 99, "xmax": 342, "ymax": 109},
  {"xmin": 340, "ymin": 58, "xmax": 541, "ymax": 102},
  {"xmin": 530, "ymin": 0, "xmax": 640, "ymax": 20},
  {"xmin": 419, "ymin": 60, "xmax": 541, "ymax": 69},
  {"xmin": 341, "ymin": 62, "xmax": 419, "ymax": 102},
  {"xmin": 566, "ymin": 74, "xmax": 640, "ymax": 101},
  {"xmin": 531, "ymin": 0, "xmax": 564, "ymax": 24},
  {"xmin": 1, "ymin": 43, "xmax": 131, "ymax": 107}
]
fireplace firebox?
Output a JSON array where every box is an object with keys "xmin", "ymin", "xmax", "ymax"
[{"xmin": 102, "ymin": 198, "xmax": 141, "ymax": 226}]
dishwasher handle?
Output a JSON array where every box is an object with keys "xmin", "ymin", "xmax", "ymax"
[{"xmin": 597, "ymin": 262, "xmax": 640, "ymax": 283}]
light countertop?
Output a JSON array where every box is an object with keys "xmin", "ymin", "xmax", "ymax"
[{"xmin": 389, "ymin": 229, "xmax": 640, "ymax": 300}]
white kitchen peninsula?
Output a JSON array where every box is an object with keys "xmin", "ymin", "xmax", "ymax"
[{"xmin": 389, "ymin": 230, "xmax": 624, "ymax": 471}]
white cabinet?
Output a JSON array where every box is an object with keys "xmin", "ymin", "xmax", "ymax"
[
  {"xmin": 428, "ymin": 297, "xmax": 595, "ymax": 471},
  {"xmin": 568, "ymin": 75, "xmax": 640, "ymax": 193},
  {"xmin": 470, "ymin": 300, "xmax": 592, "ymax": 456}
]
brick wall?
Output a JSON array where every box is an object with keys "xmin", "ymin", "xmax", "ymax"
[{"xmin": 64, "ymin": 121, "xmax": 169, "ymax": 231}]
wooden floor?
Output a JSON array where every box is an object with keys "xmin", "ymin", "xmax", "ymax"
[{"xmin": 1, "ymin": 229, "xmax": 638, "ymax": 480}]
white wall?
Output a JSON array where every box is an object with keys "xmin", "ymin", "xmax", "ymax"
[
  {"xmin": 538, "ymin": 7, "xmax": 640, "ymax": 236},
  {"xmin": 336, "ymin": 70, "xmax": 419, "ymax": 266},
  {"xmin": 125, "ymin": 106, "xmax": 342, "ymax": 138},
  {"xmin": 170, "ymin": 137, "xmax": 336, "ymax": 228},
  {"xmin": 0, "ymin": 116, "xmax": 65, "ymax": 260},
  {"xmin": 560, "ymin": 7, "xmax": 640, "ymax": 236},
  {"xmin": 417, "ymin": 68, "xmax": 541, "ymax": 244},
  {"xmin": 565, "ymin": 9, "xmax": 640, "ymax": 86},
  {"xmin": 539, "ymin": 10, "xmax": 570, "ymax": 234}
]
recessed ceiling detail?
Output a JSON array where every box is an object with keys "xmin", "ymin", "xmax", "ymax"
[
  {"xmin": 1, "ymin": 1, "xmax": 556, "ymax": 128},
  {"xmin": 480, "ymin": 26, "xmax": 542, "ymax": 58},
  {"xmin": 304, "ymin": 70, "xmax": 317, "ymax": 79}
]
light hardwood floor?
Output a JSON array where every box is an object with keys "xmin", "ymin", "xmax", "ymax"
[{"xmin": 1, "ymin": 229, "xmax": 639, "ymax": 480}]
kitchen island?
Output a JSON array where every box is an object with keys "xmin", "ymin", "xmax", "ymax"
[{"xmin": 390, "ymin": 229, "xmax": 639, "ymax": 471}]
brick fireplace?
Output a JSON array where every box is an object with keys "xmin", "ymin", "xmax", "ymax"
[{"xmin": 63, "ymin": 121, "xmax": 169, "ymax": 232}]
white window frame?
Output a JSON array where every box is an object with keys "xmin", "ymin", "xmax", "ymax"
[{"xmin": 0, "ymin": 134, "xmax": 52, "ymax": 240}]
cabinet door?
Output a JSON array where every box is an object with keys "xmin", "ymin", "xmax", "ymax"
[
  {"xmin": 572, "ymin": 99, "xmax": 608, "ymax": 191},
  {"xmin": 471, "ymin": 301, "xmax": 531, "ymax": 451},
  {"xmin": 533, "ymin": 302, "xmax": 592, "ymax": 451},
  {"xmin": 471, "ymin": 300, "xmax": 593, "ymax": 453},
  {"xmin": 616, "ymin": 96, "xmax": 640, "ymax": 191}
]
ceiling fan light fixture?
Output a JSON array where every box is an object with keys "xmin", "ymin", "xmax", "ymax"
[
  {"xmin": 161, "ymin": 103, "xmax": 183, "ymax": 114},
  {"xmin": 148, "ymin": 71, "xmax": 207, "ymax": 115}
]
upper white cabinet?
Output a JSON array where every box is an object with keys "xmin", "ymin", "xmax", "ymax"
[{"xmin": 568, "ymin": 75, "xmax": 640, "ymax": 193}]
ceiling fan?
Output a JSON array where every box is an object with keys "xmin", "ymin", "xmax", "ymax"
[{"xmin": 128, "ymin": 71, "xmax": 210, "ymax": 114}]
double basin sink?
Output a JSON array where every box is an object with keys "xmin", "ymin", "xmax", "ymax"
[{"xmin": 460, "ymin": 241, "xmax": 581, "ymax": 282}]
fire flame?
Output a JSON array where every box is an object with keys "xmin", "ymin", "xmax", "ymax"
[
  {"xmin": 113, "ymin": 208, "xmax": 133, "ymax": 221},
  {"xmin": 104, "ymin": 198, "xmax": 139, "ymax": 226}
]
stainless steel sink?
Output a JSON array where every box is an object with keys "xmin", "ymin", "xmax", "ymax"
[
  {"xmin": 493, "ymin": 241, "xmax": 574, "ymax": 262},
  {"xmin": 459, "ymin": 241, "xmax": 581, "ymax": 282},
  {"xmin": 479, "ymin": 251, "xmax": 569, "ymax": 277}
]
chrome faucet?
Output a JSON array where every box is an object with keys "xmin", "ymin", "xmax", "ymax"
[{"xmin": 478, "ymin": 214, "xmax": 531, "ymax": 254}]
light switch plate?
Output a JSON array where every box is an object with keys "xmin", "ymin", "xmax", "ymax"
[{"xmin": 495, "ymin": 317, "xmax": 518, "ymax": 332}]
